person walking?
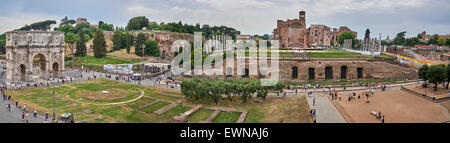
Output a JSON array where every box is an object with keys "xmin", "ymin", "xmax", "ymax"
[
  {"xmin": 313, "ymin": 97, "xmax": 316, "ymax": 106},
  {"xmin": 21, "ymin": 112, "xmax": 25, "ymax": 120},
  {"xmin": 7, "ymin": 103, "xmax": 10, "ymax": 111},
  {"xmin": 33, "ymin": 109, "xmax": 37, "ymax": 118}
]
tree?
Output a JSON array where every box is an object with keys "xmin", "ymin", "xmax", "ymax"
[
  {"xmin": 437, "ymin": 37, "xmax": 446, "ymax": 46},
  {"xmin": 144, "ymin": 40, "xmax": 160, "ymax": 57},
  {"xmin": 124, "ymin": 33, "xmax": 133, "ymax": 54},
  {"xmin": 98, "ymin": 21, "xmax": 114, "ymax": 31},
  {"xmin": 338, "ymin": 32, "xmax": 356, "ymax": 47},
  {"xmin": 446, "ymin": 65, "xmax": 450, "ymax": 89},
  {"xmin": 65, "ymin": 32, "xmax": 80, "ymax": 69},
  {"xmin": 126, "ymin": 16, "xmax": 150, "ymax": 30},
  {"xmin": 60, "ymin": 16, "xmax": 76, "ymax": 26},
  {"xmin": 427, "ymin": 65, "xmax": 447, "ymax": 91},
  {"xmin": 56, "ymin": 24, "xmax": 76, "ymax": 34},
  {"xmin": 393, "ymin": 31, "xmax": 406, "ymax": 46},
  {"xmin": 112, "ymin": 30, "xmax": 123, "ymax": 51},
  {"xmin": 18, "ymin": 20, "xmax": 57, "ymax": 31},
  {"xmin": 93, "ymin": 30, "xmax": 107, "ymax": 58},
  {"xmin": 419, "ymin": 64, "xmax": 429, "ymax": 87},
  {"xmin": 75, "ymin": 30, "xmax": 87, "ymax": 57},
  {"xmin": 75, "ymin": 23, "xmax": 97, "ymax": 39},
  {"xmin": 364, "ymin": 28, "xmax": 370, "ymax": 41},
  {"xmin": 135, "ymin": 33, "xmax": 146, "ymax": 56},
  {"xmin": 0, "ymin": 39, "xmax": 5, "ymax": 54}
]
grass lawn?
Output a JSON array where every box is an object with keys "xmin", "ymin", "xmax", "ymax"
[
  {"xmin": 186, "ymin": 108, "xmax": 215, "ymax": 123},
  {"xmin": 183, "ymin": 96, "xmax": 311, "ymax": 123},
  {"xmin": 8, "ymin": 78, "xmax": 312, "ymax": 123},
  {"xmin": 212, "ymin": 111, "xmax": 241, "ymax": 123},
  {"xmin": 307, "ymin": 49, "xmax": 373, "ymax": 59},
  {"xmin": 163, "ymin": 105, "xmax": 191, "ymax": 117},
  {"xmin": 7, "ymin": 79, "xmax": 186, "ymax": 123},
  {"xmin": 142, "ymin": 101, "xmax": 171, "ymax": 113},
  {"xmin": 66, "ymin": 56, "xmax": 144, "ymax": 70}
]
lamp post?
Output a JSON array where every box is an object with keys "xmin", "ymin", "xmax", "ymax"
[
  {"xmin": 52, "ymin": 90, "xmax": 56, "ymax": 122},
  {"xmin": 141, "ymin": 44, "xmax": 145, "ymax": 74}
]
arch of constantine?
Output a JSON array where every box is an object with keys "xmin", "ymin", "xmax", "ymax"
[{"xmin": 5, "ymin": 31, "xmax": 65, "ymax": 84}]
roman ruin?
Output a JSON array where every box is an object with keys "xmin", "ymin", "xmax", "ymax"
[
  {"xmin": 5, "ymin": 31, "xmax": 65, "ymax": 84},
  {"xmin": 273, "ymin": 11, "xmax": 357, "ymax": 48}
]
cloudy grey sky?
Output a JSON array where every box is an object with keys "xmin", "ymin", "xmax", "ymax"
[{"xmin": 0, "ymin": 0, "xmax": 449, "ymax": 39}]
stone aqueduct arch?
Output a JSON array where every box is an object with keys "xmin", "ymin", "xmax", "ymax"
[{"xmin": 5, "ymin": 31, "xmax": 65, "ymax": 83}]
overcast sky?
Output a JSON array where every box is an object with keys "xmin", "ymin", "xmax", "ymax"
[{"xmin": 0, "ymin": 0, "xmax": 449, "ymax": 39}]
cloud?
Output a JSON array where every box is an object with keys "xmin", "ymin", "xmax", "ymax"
[
  {"xmin": 127, "ymin": 5, "xmax": 161, "ymax": 16},
  {"xmin": 0, "ymin": 0, "xmax": 448, "ymax": 39},
  {"xmin": 0, "ymin": 10, "xmax": 58, "ymax": 33}
]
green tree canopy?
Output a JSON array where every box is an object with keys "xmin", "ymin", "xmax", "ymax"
[
  {"xmin": 75, "ymin": 30, "xmax": 87, "ymax": 57},
  {"xmin": 419, "ymin": 64, "xmax": 429, "ymax": 87},
  {"xmin": 394, "ymin": 31, "xmax": 406, "ymax": 46},
  {"xmin": 144, "ymin": 40, "xmax": 160, "ymax": 57},
  {"xmin": 135, "ymin": 33, "xmax": 146, "ymax": 57},
  {"xmin": 112, "ymin": 30, "xmax": 123, "ymax": 51},
  {"xmin": 93, "ymin": 30, "xmax": 107, "ymax": 58},
  {"xmin": 427, "ymin": 64, "xmax": 447, "ymax": 91},
  {"xmin": 338, "ymin": 32, "xmax": 356, "ymax": 47},
  {"xmin": 0, "ymin": 38, "xmax": 5, "ymax": 54},
  {"xmin": 126, "ymin": 16, "xmax": 150, "ymax": 30},
  {"xmin": 98, "ymin": 21, "xmax": 114, "ymax": 31},
  {"xmin": 60, "ymin": 16, "xmax": 76, "ymax": 26},
  {"xmin": 364, "ymin": 28, "xmax": 370, "ymax": 41},
  {"xmin": 18, "ymin": 20, "xmax": 57, "ymax": 31}
]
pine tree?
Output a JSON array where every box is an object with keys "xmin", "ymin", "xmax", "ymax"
[
  {"xmin": 93, "ymin": 30, "xmax": 107, "ymax": 58},
  {"xmin": 364, "ymin": 28, "xmax": 370, "ymax": 41},
  {"xmin": 75, "ymin": 30, "xmax": 87, "ymax": 57},
  {"xmin": 135, "ymin": 33, "xmax": 146, "ymax": 57}
]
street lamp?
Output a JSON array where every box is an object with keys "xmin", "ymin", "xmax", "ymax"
[
  {"xmin": 52, "ymin": 90, "xmax": 56, "ymax": 122},
  {"xmin": 141, "ymin": 44, "xmax": 145, "ymax": 74}
]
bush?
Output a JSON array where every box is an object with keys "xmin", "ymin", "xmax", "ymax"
[{"xmin": 181, "ymin": 78, "xmax": 286, "ymax": 104}]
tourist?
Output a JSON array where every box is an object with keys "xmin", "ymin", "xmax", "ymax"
[
  {"xmin": 34, "ymin": 109, "xmax": 37, "ymax": 118},
  {"xmin": 313, "ymin": 97, "xmax": 316, "ymax": 106},
  {"xmin": 338, "ymin": 93, "xmax": 341, "ymax": 101},
  {"xmin": 22, "ymin": 112, "xmax": 25, "ymax": 120},
  {"xmin": 381, "ymin": 115, "xmax": 385, "ymax": 123},
  {"xmin": 433, "ymin": 94, "xmax": 436, "ymax": 101}
]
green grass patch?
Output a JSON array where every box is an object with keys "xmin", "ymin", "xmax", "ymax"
[
  {"xmin": 142, "ymin": 101, "xmax": 170, "ymax": 113},
  {"xmin": 163, "ymin": 105, "xmax": 191, "ymax": 117},
  {"xmin": 187, "ymin": 108, "xmax": 215, "ymax": 123},
  {"xmin": 244, "ymin": 107, "xmax": 266, "ymax": 123},
  {"xmin": 212, "ymin": 111, "xmax": 241, "ymax": 123}
]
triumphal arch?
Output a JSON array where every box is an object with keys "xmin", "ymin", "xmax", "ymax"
[{"xmin": 5, "ymin": 31, "xmax": 65, "ymax": 84}]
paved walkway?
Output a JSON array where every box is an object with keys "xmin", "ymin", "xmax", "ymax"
[
  {"xmin": 306, "ymin": 93, "xmax": 346, "ymax": 123},
  {"xmin": 0, "ymin": 99, "xmax": 47, "ymax": 123}
]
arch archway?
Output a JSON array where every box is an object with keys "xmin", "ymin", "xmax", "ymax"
[
  {"xmin": 19, "ymin": 64, "xmax": 26, "ymax": 80},
  {"xmin": 292, "ymin": 67, "xmax": 298, "ymax": 79},
  {"xmin": 32, "ymin": 53, "xmax": 47, "ymax": 78},
  {"xmin": 308, "ymin": 68, "xmax": 315, "ymax": 80},
  {"xmin": 325, "ymin": 66, "xmax": 333, "ymax": 80},
  {"xmin": 341, "ymin": 66, "xmax": 348, "ymax": 80},
  {"xmin": 357, "ymin": 68, "xmax": 363, "ymax": 79},
  {"xmin": 53, "ymin": 62, "xmax": 60, "ymax": 78}
]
